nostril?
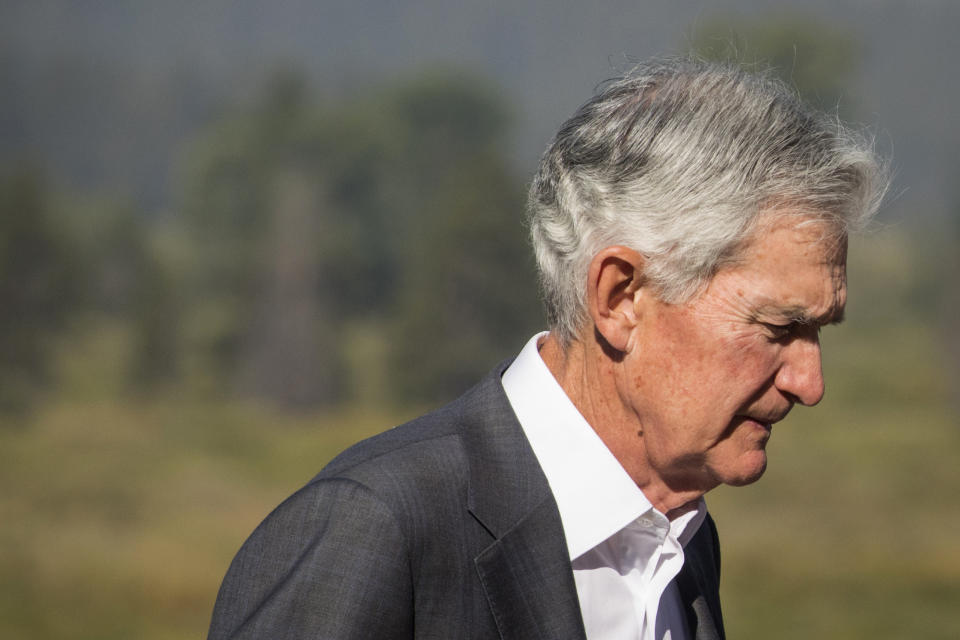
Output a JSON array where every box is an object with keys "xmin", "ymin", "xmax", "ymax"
[{"xmin": 774, "ymin": 350, "xmax": 825, "ymax": 406}]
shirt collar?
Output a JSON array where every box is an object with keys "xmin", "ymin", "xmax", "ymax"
[
  {"xmin": 502, "ymin": 332, "xmax": 706, "ymax": 558},
  {"xmin": 501, "ymin": 332, "xmax": 656, "ymax": 559}
]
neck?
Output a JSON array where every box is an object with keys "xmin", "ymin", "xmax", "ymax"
[{"xmin": 539, "ymin": 330, "xmax": 710, "ymax": 517}]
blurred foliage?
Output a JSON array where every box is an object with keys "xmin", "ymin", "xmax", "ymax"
[
  {"xmin": 0, "ymin": 168, "xmax": 182, "ymax": 412},
  {"xmin": 385, "ymin": 72, "xmax": 541, "ymax": 401},
  {"xmin": 0, "ymin": 171, "xmax": 80, "ymax": 412},
  {"xmin": 66, "ymin": 199, "xmax": 182, "ymax": 392},
  {"xmin": 689, "ymin": 13, "xmax": 861, "ymax": 116},
  {"xmin": 180, "ymin": 69, "xmax": 540, "ymax": 407},
  {"xmin": 2, "ymin": 68, "xmax": 541, "ymax": 413}
]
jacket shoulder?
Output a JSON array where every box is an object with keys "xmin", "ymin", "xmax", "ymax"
[
  {"xmin": 317, "ymin": 399, "xmax": 466, "ymax": 481},
  {"xmin": 312, "ymin": 363, "xmax": 514, "ymax": 495}
]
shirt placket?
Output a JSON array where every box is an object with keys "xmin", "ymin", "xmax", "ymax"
[
  {"xmin": 621, "ymin": 514, "xmax": 668, "ymax": 638},
  {"xmin": 642, "ymin": 511, "xmax": 685, "ymax": 640}
]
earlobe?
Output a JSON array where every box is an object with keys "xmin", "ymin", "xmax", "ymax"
[{"xmin": 587, "ymin": 246, "xmax": 645, "ymax": 353}]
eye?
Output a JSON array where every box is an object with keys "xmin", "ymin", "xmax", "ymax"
[
  {"xmin": 763, "ymin": 323, "xmax": 793, "ymax": 340},
  {"xmin": 762, "ymin": 321, "xmax": 818, "ymax": 341}
]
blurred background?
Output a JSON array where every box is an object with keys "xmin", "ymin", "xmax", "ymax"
[{"xmin": 1, "ymin": 1, "xmax": 957, "ymax": 638}]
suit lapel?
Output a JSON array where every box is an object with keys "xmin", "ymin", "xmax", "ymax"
[
  {"xmin": 675, "ymin": 516, "xmax": 726, "ymax": 640},
  {"xmin": 458, "ymin": 364, "xmax": 587, "ymax": 640},
  {"xmin": 474, "ymin": 497, "xmax": 587, "ymax": 640}
]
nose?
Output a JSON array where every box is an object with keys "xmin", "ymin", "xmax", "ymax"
[{"xmin": 774, "ymin": 333, "xmax": 825, "ymax": 406}]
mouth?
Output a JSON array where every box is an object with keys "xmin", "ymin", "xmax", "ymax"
[
  {"xmin": 736, "ymin": 412, "xmax": 786, "ymax": 439},
  {"xmin": 743, "ymin": 417, "xmax": 772, "ymax": 434},
  {"xmin": 743, "ymin": 406, "xmax": 790, "ymax": 428}
]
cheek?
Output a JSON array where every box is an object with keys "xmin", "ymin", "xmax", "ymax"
[
  {"xmin": 649, "ymin": 312, "xmax": 720, "ymax": 377},
  {"xmin": 721, "ymin": 331, "xmax": 781, "ymax": 377},
  {"xmin": 630, "ymin": 311, "xmax": 780, "ymax": 412}
]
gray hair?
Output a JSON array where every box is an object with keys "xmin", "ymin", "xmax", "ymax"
[{"xmin": 527, "ymin": 58, "xmax": 887, "ymax": 344}]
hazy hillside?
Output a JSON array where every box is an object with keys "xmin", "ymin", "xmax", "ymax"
[{"xmin": 2, "ymin": 0, "xmax": 958, "ymax": 220}]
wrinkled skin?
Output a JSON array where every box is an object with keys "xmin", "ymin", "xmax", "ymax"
[{"xmin": 542, "ymin": 214, "xmax": 848, "ymax": 514}]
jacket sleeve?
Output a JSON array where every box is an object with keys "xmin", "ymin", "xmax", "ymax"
[{"xmin": 207, "ymin": 478, "xmax": 414, "ymax": 640}]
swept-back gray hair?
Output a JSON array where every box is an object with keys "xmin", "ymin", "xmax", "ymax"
[{"xmin": 527, "ymin": 58, "xmax": 887, "ymax": 344}]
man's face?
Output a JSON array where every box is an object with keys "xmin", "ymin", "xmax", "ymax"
[{"xmin": 622, "ymin": 214, "xmax": 848, "ymax": 493}]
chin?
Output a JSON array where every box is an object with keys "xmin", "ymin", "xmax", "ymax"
[{"xmin": 719, "ymin": 453, "xmax": 768, "ymax": 487}]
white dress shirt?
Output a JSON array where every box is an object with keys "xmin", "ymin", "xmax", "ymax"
[{"xmin": 501, "ymin": 333, "xmax": 706, "ymax": 640}]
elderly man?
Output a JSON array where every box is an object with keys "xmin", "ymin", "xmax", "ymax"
[{"xmin": 208, "ymin": 59, "xmax": 885, "ymax": 640}]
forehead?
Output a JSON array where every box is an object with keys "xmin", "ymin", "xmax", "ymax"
[
  {"xmin": 712, "ymin": 214, "xmax": 848, "ymax": 321},
  {"xmin": 738, "ymin": 213, "xmax": 848, "ymax": 267}
]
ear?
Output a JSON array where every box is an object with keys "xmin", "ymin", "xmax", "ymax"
[{"xmin": 586, "ymin": 246, "xmax": 646, "ymax": 353}]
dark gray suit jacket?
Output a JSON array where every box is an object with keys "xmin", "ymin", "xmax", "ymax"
[{"xmin": 208, "ymin": 364, "xmax": 725, "ymax": 639}]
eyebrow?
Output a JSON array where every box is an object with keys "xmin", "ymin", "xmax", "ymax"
[{"xmin": 757, "ymin": 305, "xmax": 846, "ymax": 326}]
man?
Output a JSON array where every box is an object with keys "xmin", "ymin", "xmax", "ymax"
[{"xmin": 207, "ymin": 59, "xmax": 886, "ymax": 640}]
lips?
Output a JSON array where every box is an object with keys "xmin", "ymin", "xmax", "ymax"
[
  {"xmin": 736, "ymin": 413, "xmax": 786, "ymax": 438},
  {"xmin": 743, "ymin": 407, "xmax": 791, "ymax": 426},
  {"xmin": 742, "ymin": 417, "xmax": 772, "ymax": 432},
  {"xmin": 726, "ymin": 411, "xmax": 786, "ymax": 440}
]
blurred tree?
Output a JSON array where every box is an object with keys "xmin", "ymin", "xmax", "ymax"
[
  {"xmin": 946, "ymin": 198, "xmax": 960, "ymax": 412},
  {"xmin": 384, "ymin": 72, "xmax": 541, "ymax": 403},
  {"xmin": 689, "ymin": 14, "xmax": 861, "ymax": 116},
  {"xmin": 388, "ymin": 154, "xmax": 540, "ymax": 403},
  {"xmin": 0, "ymin": 170, "xmax": 79, "ymax": 413},
  {"xmin": 182, "ymin": 71, "xmax": 388, "ymax": 405},
  {"xmin": 65, "ymin": 199, "xmax": 182, "ymax": 392},
  {"xmin": 181, "ymin": 69, "xmax": 541, "ymax": 408},
  {"xmin": 236, "ymin": 166, "xmax": 345, "ymax": 407},
  {"xmin": 124, "ymin": 226, "xmax": 181, "ymax": 392},
  {"xmin": 185, "ymin": 74, "xmax": 315, "ymax": 403}
]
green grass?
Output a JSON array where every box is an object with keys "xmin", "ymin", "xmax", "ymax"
[{"xmin": 0, "ymin": 398, "xmax": 414, "ymax": 640}]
